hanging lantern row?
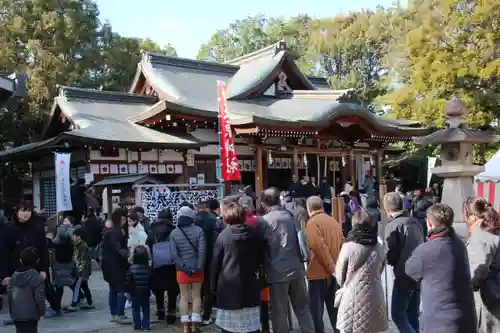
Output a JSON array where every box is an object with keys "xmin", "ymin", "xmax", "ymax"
[{"xmin": 253, "ymin": 129, "xmax": 319, "ymax": 138}]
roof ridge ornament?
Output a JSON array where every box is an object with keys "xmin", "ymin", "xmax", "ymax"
[{"xmin": 225, "ymin": 41, "xmax": 286, "ymax": 65}]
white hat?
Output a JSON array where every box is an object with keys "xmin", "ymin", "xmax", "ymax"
[{"xmin": 178, "ymin": 206, "xmax": 196, "ymax": 220}]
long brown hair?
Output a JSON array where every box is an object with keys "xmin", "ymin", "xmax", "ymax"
[{"xmin": 462, "ymin": 196, "xmax": 500, "ymax": 233}]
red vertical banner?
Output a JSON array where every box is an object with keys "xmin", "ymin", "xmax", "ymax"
[{"xmin": 218, "ymin": 80, "xmax": 241, "ymax": 181}]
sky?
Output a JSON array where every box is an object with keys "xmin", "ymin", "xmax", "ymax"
[{"xmin": 94, "ymin": 0, "xmax": 402, "ymax": 59}]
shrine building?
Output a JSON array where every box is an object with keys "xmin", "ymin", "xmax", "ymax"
[{"xmin": 0, "ymin": 41, "xmax": 430, "ymax": 215}]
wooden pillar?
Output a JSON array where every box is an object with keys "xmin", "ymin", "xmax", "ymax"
[
  {"xmin": 376, "ymin": 149, "xmax": 384, "ymax": 184},
  {"xmin": 134, "ymin": 186, "xmax": 141, "ymax": 208},
  {"xmin": 106, "ymin": 187, "xmax": 113, "ymax": 217},
  {"xmin": 292, "ymin": 147, "xmax": 299, "ymax": 177},
  {"xmin": 376, "ymin": 148, "xmax": 387, "ymax": 236},
  {"xmin": 182, "ymin": 151, "xmax": 189, "ymax": 183},
  {"xmin": 255, "ymin": 146, "xmax": 264, "ymax": 206},
  {"xmin": 332, "ymin": 197, "xmax": 345, "ymax": 224},
  {"xmin": 349, "ymin": 152, "xmax": 356, "ymax": 189}
]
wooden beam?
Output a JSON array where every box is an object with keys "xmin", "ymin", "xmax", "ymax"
[
  {"xmin": 292, "ymin": 147, "xmax": 298, "ymax": 177},
  {"xmin": 234, "ymin": 126, "xmax": 260, "ymax": 135},
  {"xmin": 255, "ymin": 146, "xmax": 264, "ymax": 206}
]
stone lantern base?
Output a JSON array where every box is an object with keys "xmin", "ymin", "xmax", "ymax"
[{"xmin": 433, "ymin": 164, "xmax": 484, "ymax": 240}]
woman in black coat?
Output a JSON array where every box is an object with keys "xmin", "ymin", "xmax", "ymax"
[
  {"xmin": 101, "ymin": 208, "xmax": 129, "ymax": 322},
  {"xmin": 211, "ymin": 202, "xmax": 266, "ymax": 333}
]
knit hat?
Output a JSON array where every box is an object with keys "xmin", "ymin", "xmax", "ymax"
[
  {"xmin": 178, "ymin": 206, "xmax": 196, "ymax": 220},
  {"xmin": 238, "ymin": 195, "xmax": 254, "ymax": 212}
]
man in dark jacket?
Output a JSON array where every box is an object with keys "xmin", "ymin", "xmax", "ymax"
[
  {"xmin": 384, "ymin": 192, "xmax": 424, "ymax": 333},
  {"xmin": 82, "ymin": 208, "xmax": 103, "ymax": 249},
  {"xmin": 405, "ymin": 204, "xmax": 476, "ymax": 333},
  {"xmin": 146, "ymin": 209, "xmax": 178, "ymax": 324},
  {"xmin": 261, "ymin": 187, "xmax": 314, "ymax": 333},
  {"xmin": 70, "ymin": 178, "xmax": 87, "ymax": 225},
  {"xmin": 288, "ymin": 174, "xmax": 305, "ymax": 199},
  {"xmin": 195, "ymin": 201, "xmax": 222, "ymax": 325}
]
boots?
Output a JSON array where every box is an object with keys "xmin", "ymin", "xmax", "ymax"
[
  {"xmin": 156, "ymin": 309, "xmax": 165, "ymax": 321},
  {"xmin": 166, "ymin": 312, "xmax": 177, "ymax": 325}
]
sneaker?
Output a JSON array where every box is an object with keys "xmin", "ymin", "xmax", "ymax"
[
  {"xmin": 166, "ymin": 313, "xmax": 177, "ymax": 325},
  {"xmin": 3, "ymin": 319, "xmax": 14, "ymax": 326},
  {"xmin": 110, "ymin": 316, "xmax": 118, "ymax": 322},
  {"xmin": 157, "ymin": 310, "xmax": 165, "ymax": 321},
  {"xmin": 45, "ymin": 309, "xmax": 63, "ymax": 318},
  {"xmin": 142, "ymin": 328, "xmax": 151, "ymax": 331},
  {"xmin": 63, "ymin": 305, "xmax": 78, "ymax": 313},
  {"xmin": 202, "ymin": 318, "xmax": 213, "ymax": 326},
  {"xmin": 80, "ymin": 304, "xmax": 95, "ymax": 310},
  {"xmin": 116, "ymin": 315, "xmax": 129, "ymax": 324}
]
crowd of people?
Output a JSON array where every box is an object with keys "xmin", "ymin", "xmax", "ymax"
[{"xmin": 0, "ymin": 174, "xmax": 499, "ymax": 333}]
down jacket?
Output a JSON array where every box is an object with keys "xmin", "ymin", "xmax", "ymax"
[
  {"xmin": 335, "ymin": 241, "xmax": 388, "ymax": 333},
  {"xmin": 467, "ymin": 226, "xmax": 500, "ymax": 333},
  {"xmin": 170, "ymin": 216, "xmax": 205, "ymax": 272}
]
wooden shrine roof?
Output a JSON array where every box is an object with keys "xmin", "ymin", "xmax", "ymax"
[
  {"xmin": 0, "ymin": 86, "xmax": 206, "ymax": 160},
  {"xmin": 128, "ymin": 41, "xmax": 429, "ymax": 138}
]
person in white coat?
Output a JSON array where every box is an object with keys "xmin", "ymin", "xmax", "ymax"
[
  {"xmin": 335, "ymin": 210, "xmax": 388, "ymax": 333},
  {"xmin": 127, "ymin": 210, "xmax": 148, "ymax": 248}
]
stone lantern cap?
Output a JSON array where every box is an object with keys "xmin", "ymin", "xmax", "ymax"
[{"xmin": 413, "ymin": 98, "xmax": 500, "ymax": 146}]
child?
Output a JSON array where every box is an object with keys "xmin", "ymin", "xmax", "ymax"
[
  {"xmin": 126, "ymin": 245, "xmax": 152, "ymax": 331},
  {"xmin": 68, "ymin": 228, "xmax": 94, "ymax": 310},
  {"xmin": 52, "ymin": 215, "xmax": 77, "ymax": 312},
  {"xmin": 9, "ymin": 247, "xmax": 46, "ymax": 333},
  {"xmin": 405, "ymin": 203, "xmax": 477, "ymax": 333}
]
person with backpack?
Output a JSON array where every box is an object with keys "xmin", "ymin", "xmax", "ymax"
[
  {"xmin": 170, "ymin": 206, "xmax": 206, "ymax": 333},
  {"xmin": 146, "ymin": 209, "xmax": 178, "ymax": 325}
]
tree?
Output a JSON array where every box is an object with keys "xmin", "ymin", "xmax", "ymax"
[
  {"xmin": 378, "ymin": 0, "xmax": 500, "ymax": 128},
  {"xmin": 93, "ymin": 30, "xmax": 177, "ymax": 92},
  {"xmin": 196, "ymin": 14, "xmax": 313, "ymax": 66},
  {"xmin": 307, "ymin": 8, "xmax": 405, "ymax": 108},
  {"xmin": 0, "ymin": 0, "xmax": 177, "ymax": 200}
]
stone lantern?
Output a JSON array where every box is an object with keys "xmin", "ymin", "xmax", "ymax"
[{"xmin": 414, "ymin": 98, "xmax": 500, "ymax": 239}]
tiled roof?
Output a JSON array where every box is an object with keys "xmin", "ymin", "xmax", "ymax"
[{"xmin": 128, "ymin": 42, "xmax": 429, "ymax": 137}]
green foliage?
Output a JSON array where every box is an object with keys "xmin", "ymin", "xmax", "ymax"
[
  {"xmin": 196, "ymin": 13, "xmax": 313, "ymax": 70},
  {"xmin": 0, "ymin": 0, "xmax": 178, "ymax": 199},
  {"xmin": 0, "ymin": 0, "xmax": 177, "ymax": 143},
  {"xmin": 378, "ymin": 0, "xmax": 500, "ymax": 128},
  {"xmin": 197, "ymin": 2, "xmax": 499, "ymax": 121}
]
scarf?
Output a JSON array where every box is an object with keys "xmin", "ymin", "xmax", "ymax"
[
  {"xmin": 346, "ymin": 225, "xmax": 378, "ymax": 245},
  {"xmin": 428, "ymin": 227, "xmax": 452, "ymax": 240}
]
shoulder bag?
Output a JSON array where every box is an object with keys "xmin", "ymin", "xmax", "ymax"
[{"xmin": 178, "ymin": 227, "xmax": 198, "ymax": 252}]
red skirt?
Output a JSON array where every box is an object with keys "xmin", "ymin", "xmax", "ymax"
[{"xmin": 176, "ymin": 270, "xmax": 204, "ymax": 284}]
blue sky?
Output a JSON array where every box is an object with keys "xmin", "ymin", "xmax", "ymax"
[{"xmin": 94, "ymin": 0, "xmax": 402, "ymax": 59}]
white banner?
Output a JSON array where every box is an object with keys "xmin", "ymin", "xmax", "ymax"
[
  {"xmin": 55, "ymin": 153, "xmax": 73, "ymax": 212},
  {"xmin": 427, "ymin": 157, "xmax": 437, "ymax": 187}
]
